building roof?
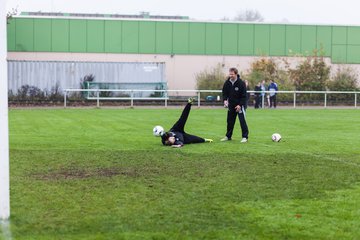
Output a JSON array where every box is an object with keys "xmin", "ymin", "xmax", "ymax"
[{"xmin": 20, "ymin": 11, "xmax": 189, "ymax": 20}]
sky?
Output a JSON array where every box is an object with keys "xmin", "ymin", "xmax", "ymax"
[{"xmin": 5, "ymin": 0, "xmax": 360, "ymax": 26}]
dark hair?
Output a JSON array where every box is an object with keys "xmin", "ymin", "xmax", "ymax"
[
  {"xmin": 162, "ymin": 132, "xmax": 175, "ymax": 146},
  {"xmin": 229, "ymin": 67, "xmax": 238, "ymax": 74}
]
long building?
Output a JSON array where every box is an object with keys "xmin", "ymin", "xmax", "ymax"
[{"xmin": 7, "ymin": 14, "xmax": 360, "ymax": 92}]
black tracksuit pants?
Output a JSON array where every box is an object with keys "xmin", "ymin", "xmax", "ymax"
[
  {"xmin": 226, "ymin": 105, "xmax": 249, "ymax": 139},
  {"xmin": 170, "ymin": 103, "xmax": 205, "ymax": 144},
  {"xmin": 254, "ymin": 95, "xmax": 261, "ymax": 109},
  {"xmin": 270, "ymin": 95, "xmax": 277, "ymax": 108}
]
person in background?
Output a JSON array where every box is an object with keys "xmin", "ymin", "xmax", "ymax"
[
  {"xmin": 254, "ymin": 82, "xmax": 262, "ymax": 109},
  {"xmin": 268, "ymin": 79, "xmax": 278, "ymax": 108}
]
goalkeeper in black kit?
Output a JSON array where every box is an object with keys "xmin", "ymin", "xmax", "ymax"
[
  {"xmin": 161, "ymin": 98, "xmax": 213, "ymax": 148},
  {"xmin": 221, "ymin": 67, "xmax": 249, "ymax": 143}
]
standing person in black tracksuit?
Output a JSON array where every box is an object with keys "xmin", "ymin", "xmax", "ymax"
[
  {"xmin": 161, "ymin": 98, "xmax": 213, "ymax": 148},
  {"xmin": 221, "ymin": 67, "xmax": 249, "ymax": 143}
]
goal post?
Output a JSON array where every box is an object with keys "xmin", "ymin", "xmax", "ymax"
[{"xmin": 0, "ymin": 0, "xmax": 10, "ymax": 219}]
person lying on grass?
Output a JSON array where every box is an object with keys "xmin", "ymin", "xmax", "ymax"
[{"xmin": 161, "ymin": 98, "xmax": 213, "ymax": 148}]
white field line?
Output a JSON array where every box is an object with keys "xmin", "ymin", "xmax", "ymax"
[{"xmin": 301, "ymin": 152, "xmax": 360, "ymax": 168}]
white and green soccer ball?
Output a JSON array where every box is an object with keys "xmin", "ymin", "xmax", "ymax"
[
  {"xmin": 153, "ymin": 125, "xmax": 164, "ymax": 137},
  {"xmin": 272, "ymin": 133, "xmax": 282, "ymax": 142}
]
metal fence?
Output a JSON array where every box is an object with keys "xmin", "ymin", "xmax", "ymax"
[{"xmin": 63, "ymin": 89, "xmax": 359, "ymax": 108}]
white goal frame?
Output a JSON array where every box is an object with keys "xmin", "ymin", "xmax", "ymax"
[{"xmin": 0, "ymin": 0, "xmax": 10, "ymax": 219}]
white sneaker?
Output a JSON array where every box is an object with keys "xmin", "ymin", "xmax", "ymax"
[
  {"xmin": 220, "ymin": 136, "xmax": 230, "ymax": 141},
  {"xmin": 240, "ymin": 138, "xmax": 248, "ymax": 143}
]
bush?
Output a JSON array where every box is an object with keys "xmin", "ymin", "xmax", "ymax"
[
  {"xmin": 16, "ymin": 85, "xmax": 46, "ymax": 102},
  {"xmin": 47, "ymin": 82, "xmax": 64, "ymax": 102},
  {"xmin": 244, "ymin": 58, "xmax": 294, "ymax": 104},
  {"xmin": 328, "ymin": 66, "xmax": 359, "ymax": 91},
  {"xmin": 327, "ymin": 66, "xmax": 359, "ymax": 104},
  {"xmin": 246, "ymin": 58, "xmax": 277, "ymax": 83},
  {"xmin": 196, "ymin": 64, "xmax": 226, "ymax": 99},
  {"xmin": 287, "ymin": 51, "xmax": 330, "ymax": 102},
  {"xmin": 288, "ymin": 51, "xmax": 330, "ymax": 91},
  {"xmin": 8, "ymin": 84, "xmax": 65, "ymax": 104},
  {"xmin": 245, "ymin": 58, "xmax": 294, "ymax": 88},
  {"xmin": 8, "ymin": 90, "xmax": 15, "ymax": 102}
]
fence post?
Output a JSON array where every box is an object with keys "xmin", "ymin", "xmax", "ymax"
[
  {"xmin": 324, "ymin": 92, "xmax": 327, "ymax": 108},
  {"xmin": 96, "ymin": 90, "xmax": 100, "ymax": 108},
  {"xmin": 164, "ymin": 90, "xmax": 168, "ymax": 108},
  {"xmin": 355, "ymin": 93, "xmax": 357, "ymax": 108},
  {"xmin": 64, "ymin": 90, "xmax": 67, "ymax": 108},
  {"xmin": 293, "ymin": 91, "xmax": 296, "ymax": 108},
  {"xmin": 130, "ymin": 90, "xmax": 134, "ymax": 108},
  {"xmin": 197, "ymin": 91, "xmax": 200, "ymax": 108},
  {"xmin": 262, "ymin": 94, "xmax": 265, "ymax": 108}
]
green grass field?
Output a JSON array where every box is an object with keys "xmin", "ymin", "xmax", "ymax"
[{"xmin": 3, "ymin": 107, "xmax": 360, "ymax": 239}]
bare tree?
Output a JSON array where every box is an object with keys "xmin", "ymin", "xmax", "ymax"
[
  {"xmin": 220, "ymin": 16, "xmax": 231, "ymax": 21},
  {"xmin": 233, "ymin": 9, "xmax": 264, "ymax": 22},
  {"xmin": 6, "ymin": 8, "xmax": 18, "ymax": 24}
]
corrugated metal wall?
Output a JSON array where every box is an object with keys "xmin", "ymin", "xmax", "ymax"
[
  {"xmin": 7, "ymin": 17, "xmax": 360, "ymax": 63},
  {"xmin": 7, "ymin": 60, "xmax": 166, "ymax": 92}
]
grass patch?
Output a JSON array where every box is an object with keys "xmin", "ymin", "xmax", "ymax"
[{"xmin": 4, "ymin": 108, "xmax": 360, "ymax": 239}]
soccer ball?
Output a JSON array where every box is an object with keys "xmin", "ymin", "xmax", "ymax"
[
  {"xmin": 272, "ymin": 133, "xmax": 282, "ymax": 142},
  {"xmin": 153, "ymin": 125, "xmax": 164, "ymax": 137}
]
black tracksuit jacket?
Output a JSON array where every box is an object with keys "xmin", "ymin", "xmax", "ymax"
[{"xmin": 222, "ymin": 75, "xmax": 247, "ymax": 108}]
